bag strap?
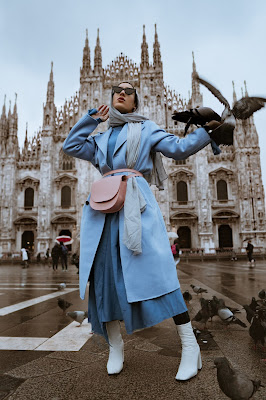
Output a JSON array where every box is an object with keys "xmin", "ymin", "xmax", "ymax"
[{"xmin": 103, "ymin": 169, "xmax": 143, "ymax": 179}]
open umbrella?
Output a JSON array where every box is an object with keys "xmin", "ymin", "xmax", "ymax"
[
  {"xmin": 167, "ymin": 232, "xmax": 179, "ymax": 240},
  {"xmin": 55, "ymin": 235, "xmax": 73, "ymax": 245}
]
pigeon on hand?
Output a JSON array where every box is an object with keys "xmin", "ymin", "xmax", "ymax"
[
  {"xmin": 57, "ymin": 297, "xmax": 73, "ymax": 313},
  {"xmin": 217, "ymin": 299, "xmax": 247, "ymax": 328},
  {"xmin": 57, "ymin": 283, "xmax": 66, "ymax": 291},
  {"xmin": 182, "ymin": 290, "xmax": 192, "ymax": 304},
  {"xmin": 214, "ymin": 357, "xmax": 263, "ymax": 400},
  {"xmin": 67, "ymin": 311, "xmax": 88, "ymax": 326},
  {"xmin": 194, "ymin": 73, "xmax": 266, "ymax": 146},
  {"xmin": 190, "ymin": 284, "xmax": 208, "ymax": 295},
  {"xmin": 172, "ymin": 106, "xmax": 221, "ymax": 136}
]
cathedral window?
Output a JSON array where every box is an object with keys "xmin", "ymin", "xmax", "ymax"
[
  {"xmin": 157, "ymin": 95, "xmax": 161, "ymax": 106},
  {"xmin": 24, "ymin": 188, "xmax": 34, "ymax": 209},
  {"xmin": 177, "ymin": 181, "xmax": 188, "ymax": 203},
  {"xmin": 59, "ymin": 150, "xmax": 74, "ymax": 170},
  {"xmin": 61, "ymin": 186, "xmax": 71, "ymax": 208},
  {"xmin": 175, "ymin": 160, "xmax": 186, "ymax": 165},
  {"xmin": 217, "ymin": 180, "xmax": 228, "ymax": 200}
]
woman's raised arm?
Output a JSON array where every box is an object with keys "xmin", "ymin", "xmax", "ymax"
[
  {"xmin": 149, "ymin": 121, "xmax": 213, "ymax": 160},
  {"xmin": 63, "ymin": 112, "xmax": 100, "ymax": 162}
]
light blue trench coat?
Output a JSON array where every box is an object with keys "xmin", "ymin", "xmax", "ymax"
[{"xmin": 63, "ymin": 114, "xmax": 212, "ymax": 302}]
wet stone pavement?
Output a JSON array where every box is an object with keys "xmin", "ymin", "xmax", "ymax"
[{"xmin": 0, "ymin": 260, "xmax": 265, "ymax": 399}]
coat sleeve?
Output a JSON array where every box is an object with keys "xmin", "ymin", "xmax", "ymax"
[
  {"xmin": 62, "ymin": 113, "xmax": 101, "ymax": 162},
  {"xmin": 149, "ymin": 120, "xmax": 212, "ymax": 160}
]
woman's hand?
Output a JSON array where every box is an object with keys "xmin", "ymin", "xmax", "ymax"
[{"xmin": 91, "ymin": 105, "xmax": 109, "ymax": 122}]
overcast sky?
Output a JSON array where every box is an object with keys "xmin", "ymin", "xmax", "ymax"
[{"xmin": 1, "ymin": 0, "xmax": 266, "ymax": 192}]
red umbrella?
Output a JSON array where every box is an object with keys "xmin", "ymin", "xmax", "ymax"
[{"xmin": 55, "ymin": 235, "xmax": 73, "ymax": 245}]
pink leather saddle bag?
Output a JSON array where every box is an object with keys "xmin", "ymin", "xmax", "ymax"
[{"xmin": 89, "ymin": 169, "xmax": 143, "ymax": 213}]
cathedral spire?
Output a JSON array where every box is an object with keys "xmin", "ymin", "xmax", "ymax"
[
  {"xmin": 13, "ymin": 93, "xmax": 17, "ymax": 119},
  {"xmin": 232, "ymin": 81, "xmax": 237, "ymax": 104},
  {"xmin": 24, "ymin": 122, "xmax": 28, "ymax": 146},
  {"xmin": 94, "ymin": 28, "xmax": 102, "ymax": 75},
  {"xmin": 192, "ymin": 51, "xmax": 196, "ymax": 74},
  {"xmin": 191, "ymin": 52, "xmax": 201, "ymax": 106},
  {"xmin": 43, "ymin": 62, "xmax": 56, "ymax": 130},
  {"xmin": 244, "ymin": 80, "xmax": 248, "ymax": 96},
  {"xmin": 80, "ymin": 29, "xmax": 91, "ymax": 79},
  {"xmin": 8, "ymin": 100, "xmax": 11, "ymax": 119},
  {"xmin": 46, "ymin": 62, "xmax": 54, "ymax": 104},
  {"xmin": 153, "ymin": 24, "xmax": 162, "ymax": 69},
  {"xmin": 1, "ymin": 95, "xmax": 6, "ymax": 119},
  {"xmin": 141, "ymin": 25, "xmax": 149, "ymax": 70}
]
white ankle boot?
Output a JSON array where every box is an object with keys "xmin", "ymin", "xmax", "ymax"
[
  {"xmin": 106, "ymin": 320, "xmax": 124, "ymax": 375},
  {"xmin": 175, "ymin": 321, "xmax": 202, "ymax": 381}
]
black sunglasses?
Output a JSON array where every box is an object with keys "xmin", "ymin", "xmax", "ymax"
[{"xmin": 112, "ymin": 86, "xmax": 136, "ymax": 95}]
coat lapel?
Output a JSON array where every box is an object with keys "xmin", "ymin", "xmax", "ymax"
[
  {"xmin": 94, "ymin": 128, "xmax": 112, "ymax": 161},
  {"xmin": 113, "ymin": 123, "xmax": 128, "ymax": 156}
]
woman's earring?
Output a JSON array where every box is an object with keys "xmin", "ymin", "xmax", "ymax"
[{"xmin": 132, "ymin": 107, "xmax": 136, "ymax": 112}]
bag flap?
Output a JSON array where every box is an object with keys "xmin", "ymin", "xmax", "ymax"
[{"xmin": 91, "ymin": 175, "xmax": 124, "ymax": 203}]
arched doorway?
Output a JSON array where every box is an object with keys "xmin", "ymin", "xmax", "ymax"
[
  {"xmin": 22, "ymin": 231, "xmax": 34, "ymax": 251},
  {"xmin": 177, "ymin": 226, "xmax": 191, "ymax": 249},
  {"xmin": 218, "ymin": 225, "xmax": 233, "ymax": 248}
]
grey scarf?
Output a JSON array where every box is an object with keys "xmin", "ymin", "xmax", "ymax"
[
  {"xmin": 108, "ymin": 90, "xmax": 167, "ymax": 254},
  {"xmin": 108, "ymin": 90, "xmax": 167, "ymax": 190}
]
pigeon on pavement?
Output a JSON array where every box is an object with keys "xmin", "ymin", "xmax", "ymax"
[
  {"xmin": 190, "ymin": 284, "xmax": 208, "ymax": 295},
  {"xmin": 182, "ymin": 290, "xmax": 192, "ymax": 304},
  {"xmin": 258, "ymin": 289, "xmax": 266, "ymax": 300},
  {"xmin": 192, "ymin": 309, "xmax": 203, "ymax": 323},
  {"xmin": 57, "ymin": 298, "xmax": 73, "ymax": 313},
  {"xmin": 217, "ymin": 299, "xmax": 247, "ymax": 328},
  {"xmin": 243, "ymin": 305, "xmax": 255, "ymax": 324},
  {"xmin": 249, "ymin": 314, "xmax": 265, "ymax": 349},
  {"xmin": 214, "ymin": 357, "xmax": 263, "ymax": 400},
  {"xmin": 249, "ymin": 297, "xmax": 259, "ymax": 312},
  {"xmin": 212, "ymin": 296, "xmax": 240, "ymax": 315},
  {"xmin": 67, "ymin": 311, "xmax": 88, "ymax": 326}
]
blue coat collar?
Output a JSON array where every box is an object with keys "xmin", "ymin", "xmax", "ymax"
[{"xmin": 94, "ymin": 123, "xmax": 128, "ymax": 158}]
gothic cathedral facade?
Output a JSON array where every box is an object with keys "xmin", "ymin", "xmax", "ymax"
[{"xmin": 1, "ymin": 26, "xmax": 265, "ymax": 257}]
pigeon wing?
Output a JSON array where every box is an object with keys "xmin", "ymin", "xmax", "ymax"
[
  {"xmin": 233, "ymin": 97, "xmax": 266, "ymax": 119},
  {"xmin": 195, "ymin": 74, "xmax": 230, "ymax": 108}
]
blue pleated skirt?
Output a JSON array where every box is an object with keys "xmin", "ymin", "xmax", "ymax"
[{"xmin": 88, "ymin": 212, "xmax": 187, "ymax": 341}]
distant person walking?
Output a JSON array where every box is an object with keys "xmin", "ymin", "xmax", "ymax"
[
  {"xmin": 246, "ymin": 240, "xmax": 255, "ymax": 265},
  {"xmin": 21, "ymin": 248, "xmax": 28, "ymax": 269},
  {"xmin": 45, "ymin": 248, "xmax": 51, "ymax": 267},
  {"xmin": 51, "ymin": 244, "xmax": 61, "ymax": 271},
  {"xmin": 171, "ymin": 240, "xmax": 180, "ymax": 265},
  {"xmin": 60, "ymin": 242, "xmax": 68, "ymax": 271}
]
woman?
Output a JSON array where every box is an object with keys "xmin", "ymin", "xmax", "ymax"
[{"xmin": 63, "ymin": 82, "xmax": 221, "ymax": 380}]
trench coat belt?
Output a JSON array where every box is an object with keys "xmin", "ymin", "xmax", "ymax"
[{"xmin": 103, "ymin": 168, "xmax": 143, "ymax": 180}]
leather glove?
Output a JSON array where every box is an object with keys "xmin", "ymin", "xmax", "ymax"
[{"xmin": 203, "ymin": 120, "xmax": 221, "ymax": 132}]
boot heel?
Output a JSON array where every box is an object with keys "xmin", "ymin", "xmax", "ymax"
[{"xmin": 197, "ymin": 352, "xmax": 202, "ymax": 370}]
